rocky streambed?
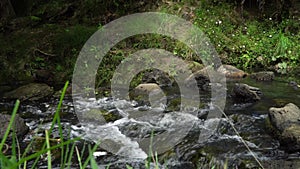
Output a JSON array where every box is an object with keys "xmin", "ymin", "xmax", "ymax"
[{"xmin": 1, "ymin": 67, "xmax": 300, "ymax": 169}]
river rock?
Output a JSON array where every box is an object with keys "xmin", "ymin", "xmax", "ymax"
[
  {"xmin": 142, "ymin": 69, "xmax": 174, "ymax": 87},
  {"xmin": 217, "ymin": 64, "xmax": 248, "ymax": 79},
  {"xmin": 185, "ymin": 65, "xmax": 247, "ymax": 90},
  {"xmin": 184, "ymin": 66, "xmax": 212, "ymax": 90},
  {"xmin": 250, "ymin": 71, "xmax": 275, "ymax": 81},
  {"xmin": 3, "ymin": 83, "xmax": 54, "ymax": 101},
  {"xmin": 231, "ymin": 83, "xmax": 262, "ymax": 103},
  {"xmin": 130, "ymin": 83, "xmax": 165, "ymax": 105},
  {"xmin": 268, "ymin": 103, "xmax": 300, "ymax": 151},
  {"xmin": 289, "ymin": 81, "xmax": 299, "ymax": 90},
  {"xmin": 0, "ymin": 113, "xmax": 29, "ymax": 140}
]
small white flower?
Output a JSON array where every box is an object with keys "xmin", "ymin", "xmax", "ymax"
[
  {"xmin": 269, "ymin": 18, "xmax": 272, "ymax": 20},
  {"xmin": 232, "ymin": 34, "xmax": 235, "ymax": 37},
  {"xmin": 269, "ymin": 35, "xmax": 272, "ymax": 38},
  {"xmin": 218, "ymin": 20, "xmax": 222, "ymax": 24}
]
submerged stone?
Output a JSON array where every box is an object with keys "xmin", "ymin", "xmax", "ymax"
[
  {"xmin": 231, "ymin": 83, "xmax": 262, "ymax": 103},
  {"xmin": 250, "ymin": 71, "xmax": 275, "ymax": 81}
]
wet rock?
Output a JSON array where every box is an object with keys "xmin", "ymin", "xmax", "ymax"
[
  {"xmin": 0, "ymin": 113, "xmax": 29, "ymax": 140},
  {"xmin": 83, "ymin": 109, "xmax": 123, "ymax": 124},
  {"xmin": 217, "ymin": 64, "xmax": 247, "ymax": 79},
  {"xmin": 130, "ymin": 83, "xmax": 165, "ymax": 105},
  {"xmin": 131, "ymin": 83, "xmax": 161, "ymax": 96},
  {"xmin": 231, "ymin": 83, "xmax": 262, "ymax": 103},
  {"xmin": 3, "ymin": 83, "xmax": 54, "ymax": 101},
  {"xmin": 184, "ymin": 66, "xmax": 211, "ymax": 90},
  {"xmin": 269, "ymin": 103, "xmax": 300, "ymax": 131},
  {"xmin": 141, "ymin": 61, "xmax": 205, "ymax": 87},
  {"xmin": 166, "ymin": 161, "xmax": 195, "ymax": 169},
  {"xmin": 185, "ymin": 65, "xmax": 247, "ymax": 91},
  {"xmin": 142, "ymin": 69, "xmax": 174, "ymax": 87},
  {"xmin": 289, "ymin": 81, "xmax": 299, "ymax": 90},
  {"xmin": 268, "ymin": 103, "xmax": 300, "ymax": 152},
  {"xmin": 250, "ymin": 71, "xmax": 275, "ymax": 81}
]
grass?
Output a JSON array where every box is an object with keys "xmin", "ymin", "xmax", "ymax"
[{"xmin": 0, "ymin": 81, "xmax": 99, "ymax": 169}]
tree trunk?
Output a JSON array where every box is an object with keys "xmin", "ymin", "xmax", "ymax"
[{"xmin": 0, "ymin": 0, "xmax": 16, "ymax": 22}]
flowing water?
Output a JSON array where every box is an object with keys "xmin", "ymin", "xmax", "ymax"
[{"xmin": 1, "ymin": 76, "xmax": 300, "ymax": 168}]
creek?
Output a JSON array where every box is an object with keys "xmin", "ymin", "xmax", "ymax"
[{"xmin": 1, "ymin": 76, "xmax": 300, "ymax": 169}]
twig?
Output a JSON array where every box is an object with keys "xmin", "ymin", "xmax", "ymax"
[{"xmin": 34, "ymin": 48, "xmax": 56, "ymax": 57}]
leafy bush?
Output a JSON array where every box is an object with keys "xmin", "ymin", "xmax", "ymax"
[{"xmin": 192, "ymin": 2, "xmax": 299, "ymax": 72}]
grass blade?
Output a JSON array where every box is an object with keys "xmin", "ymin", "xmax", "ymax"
[
  {"xmin": 0, "ymin": 100, "xmax": 20, "ymax": 152},
  {"xmin": 45, "ymin": 130, "xmax": 52, "ymax": 169}
]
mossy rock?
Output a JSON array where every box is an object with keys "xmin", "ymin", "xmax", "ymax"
[
  {"xmin": 268, "ymin": 103, "xmax": 300, "ymax": 152},
  {"xmin": 83, "ymin": 109, "xmax": 122, "ymax": 124},
  {"xmin": 250, "ymin": 71, "xmax": 274, "ymax": 81},
  {"xmin": 3, "ymin": 83, "xmax": 53, "ymax": 101},
  {"xmin": 187, "ymin": 61, "xmax": 204, "ymax": 73},
  {"xmin": 166, "ymin": 98, "xmax": 181, "ymax": 112},
  {"xmin": 130, "ymin": 83, "xmax": 165, "ymax": 105}
]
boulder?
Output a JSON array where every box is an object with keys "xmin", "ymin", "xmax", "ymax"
[
  {"xmin": 142, "ymin": 69, "xmax": 174, "ymax": 87},
  {"xmin": 184, "ymin": 66, "xmax": 212, "ymax": 91},
  {"xmin": 130, "ymin": 83, "xmax": 165, "ymax": 106},
  {"xmin": 0, "ymin": 113, "xmax": 29, "ymax": 140},
  {"xmin": 217, "ymin": 65, "xmax": 247, "ymax": 79},
  {"xmin": 185, "ymin": 65, "xmax": 247, "ymax": 91},
  {"xmin": 141, "ymin": 61, "xmax": 204, "ymax": 87},
  {"xmin": 289, "ymin": 81, "xmax": 299, "ymax": 90},
  {"xmin": 268, "ymin": 103, "xmax": 300, "ymax": 151},
  {"xmin": 3, "ymin": 83, "xmax": 54, "ymax": 101},
  {"xmin": 231, "ymin": 83, "xmax": 262, "ymax": 103},
  {"xmin": 185, "ymin": 73, "xmax": 210, "ymax": 91},
  {"xmin": 250, "ymin": 71, "xmax": 275, "ymax": 81}
]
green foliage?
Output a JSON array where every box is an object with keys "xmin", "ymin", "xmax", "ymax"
[
  {"xmin": 52, "ymin": 25, "xmax": 97, "ymax": 77},
  {"xmin": 192, "ymin": 3, "xmax": 299, "ymax": 71},
  {"xmin": 54, "ymin": 25, "xmax": 96, "ymax": 58}
]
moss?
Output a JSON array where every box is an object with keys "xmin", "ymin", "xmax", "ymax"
[
  {"xmin": 84, "ymin": 109, "xmax": 122, "ymax": 123},
  {"xmin": 265, "ymin": 116, "xmax": 281, "ymax": 138},
  {"xmin": 166, "ymin": 98, "xmax": 181, "ymax": 112}
]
